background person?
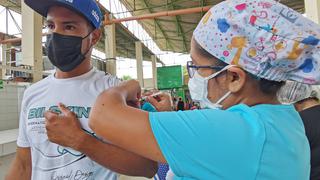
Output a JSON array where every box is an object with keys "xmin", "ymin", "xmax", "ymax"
[
  {"xmin": 176, "ymin": 97, "xmax": 185, "ymax": 111},
  {"xmin": 278, "ymin": 81, "xmax": 320, "ymax": 180}
]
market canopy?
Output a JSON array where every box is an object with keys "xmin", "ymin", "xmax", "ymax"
[{"xmin": 119, "ymin": 0, "xmax": 305, "ymax": 53}]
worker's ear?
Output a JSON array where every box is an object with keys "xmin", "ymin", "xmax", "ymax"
[
  {"xmin": 91, "ymin": 28, "xmax": 101, "ymax": 46},
  {"xmin": 226, "ymin": 67, "xmax": 247, "ymax": 93}
]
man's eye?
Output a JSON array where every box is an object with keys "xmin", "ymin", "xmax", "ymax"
[
  {"xmin": 66, "ymin": 25, "xmax": 76, "ymax": 30},
  {"xmin": 46, "ymin": 24, "xmax": 55, "ymax": 30}
]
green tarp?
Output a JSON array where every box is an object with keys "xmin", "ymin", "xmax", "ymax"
[
  {"xmin": 157, "ymin": 65, "xmax": 183, "ymax": 90},
  {"xmin": 0, "ymin": 80, "xmax": 3, "ymax": 89}
]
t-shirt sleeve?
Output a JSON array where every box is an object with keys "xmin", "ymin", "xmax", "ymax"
[
  {"xmin": 17, "ymin": 94, "xmax": 30, "ymax": 147},
  {"xmin": 149, "ymin": 108, "xmax": 265, "ymax": 177},
  {"xmin": 104, "ymin": 74, "xmax": 122, "ymax": 88}
]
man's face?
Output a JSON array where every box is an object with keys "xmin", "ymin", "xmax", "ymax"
[
  {"xmin": 46, "ymin": 6, "xmax": 92, "ymax": 37},
  {"xmin": 46, "ymin": 6, "xmax": 93, "ymax": 54}
]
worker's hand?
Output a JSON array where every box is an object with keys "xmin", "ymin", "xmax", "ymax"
[
  {"xmin": 142, "ymin": 90, "xmax": 159, "ymax": 97},
  {"xmin": 147, "ymin": 93, "xmax": 173, "ymax": 112},
  {"xmin": 119, "ymin": 80, "xmax": 142, "ymax": 108},
  {"xmin": 44, "ymin": 103, "xmax": 85, "ymax": 151}
]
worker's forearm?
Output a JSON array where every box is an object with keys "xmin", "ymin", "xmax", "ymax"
[{"xmin": 75, "ymin": 132, "xmax": 158, "ymax": 178}]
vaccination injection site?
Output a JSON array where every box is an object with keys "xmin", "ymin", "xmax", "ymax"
[{"xmin": 1, "ymin": 0, "xmax": 320, "ymax": 179}]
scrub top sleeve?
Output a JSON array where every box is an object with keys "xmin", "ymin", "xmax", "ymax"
[{"xmin": 149, "ymin": 111, "xmax": 187, "ymax": 175}]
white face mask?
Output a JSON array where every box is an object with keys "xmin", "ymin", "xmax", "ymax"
[{"xmin": 188, "ymin": 65, "xmax": 234, "ymax": 109}]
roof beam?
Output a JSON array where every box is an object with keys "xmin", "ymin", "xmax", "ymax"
[
  {"xmin": 174, "ymin": 15, "xmax": 188, "ymax": 52},
  {"xmin": 200, "ymin": 0, "xmax": 205, "ymax": 16},
  {"xmin": 141, "ymin": 0, "xmax": 175, "ymax": 51},
  {"xmin": 171, "ymin": 0, "xmax": 188, "ymax": 52},
  {"xmin": 157, "ymin": 18, "xmax": 198, "ymax": 25}
]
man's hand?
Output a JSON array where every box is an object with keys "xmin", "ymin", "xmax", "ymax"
[
  {"xmin": 147, "ymin": 93, "xmax": 173, "ymax": 112},
  {"xmin": 44, "ymin": 103, "xmax": 85, "ymax": 150}
]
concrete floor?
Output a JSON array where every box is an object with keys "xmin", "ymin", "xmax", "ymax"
[{"xmin": 0, "ymin": 153, "xmax": 15, "ymax": 180}]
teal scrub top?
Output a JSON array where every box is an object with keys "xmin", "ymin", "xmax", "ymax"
[{"xmin": 149, "ymin": 104, "xmax": 310, "ymax": 180}]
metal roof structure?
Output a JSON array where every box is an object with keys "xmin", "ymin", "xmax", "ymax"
[
  {"xmin": 0, "ymin": 0, "xmax": 162, "ymax": 63},
  {"xmin": 119, "ymin": 0, "xmax": 305, "ymax": 53},
  {"xmin": 98, "ymin": 3, "xmax": 162, "ymax": 63}
]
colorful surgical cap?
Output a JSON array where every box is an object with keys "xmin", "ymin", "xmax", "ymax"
[
  {"xmin": 193, "ymin": 0, "xmax": 320, "ymax": 84},
  {"xmin": 278, "ymin": 81, "xmax": 320, "ymax": 104}
]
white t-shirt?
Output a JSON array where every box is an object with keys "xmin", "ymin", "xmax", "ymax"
[
  {"xmin": 17, "ymin": 68, "xmax": 120, "ymax": 180},
  {"xmin": 166, "ymin": 169, "xmax": 174, "ymax": 180}
]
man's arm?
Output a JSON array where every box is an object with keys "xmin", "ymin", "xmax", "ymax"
[
  {"xmin": 44, "ymin": 105, "xmax": 158, "ymax": 178},
  {"xmin": 5, "ymin": 147, "xmax": 32, "ymax": 180},
  {"xmin": 76, "ymin": 132, "xmax": 158, "ymax": 178}
]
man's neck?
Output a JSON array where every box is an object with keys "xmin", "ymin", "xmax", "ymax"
[{"xmin": 55, "ymin": 59, "xmax": 92, "ymax": 79}]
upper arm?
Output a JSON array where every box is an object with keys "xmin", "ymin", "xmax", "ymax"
[{"xmin": 89, "ymin": 93, "xmax": 166, "ymax": 163}]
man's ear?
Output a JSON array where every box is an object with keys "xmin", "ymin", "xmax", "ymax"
[
  {"xmin": 226, "ymin": 67, "xmax": 247, "ymax": 93},
  {"xmin": 91, "ymin": 28, "xmax": 101, "ymax": 45}
]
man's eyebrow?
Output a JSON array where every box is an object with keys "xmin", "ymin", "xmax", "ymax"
[
  {"xmin": 62, "ymin": 21, "xmax": 80, "ymax": 25},
  {"xmin": 44, "ymin": 20, "xmax": 80, "ymax": 25},
  {"xmin": 45, "ymin": 20, "xmax": 53, "ymax": 24}
]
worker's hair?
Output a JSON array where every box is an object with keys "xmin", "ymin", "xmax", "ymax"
[{"xmin": 193, "ymin": 39, "xmax": 284, "ymax": 95}]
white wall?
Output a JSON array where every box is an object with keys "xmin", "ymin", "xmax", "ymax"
[
  {"xmin": 143, "ymin": 78, "xmax": 155, "ymax": 89},
  {"xmin": 0, "ymin": 83, "xmax": 28, "ymax": 131}
]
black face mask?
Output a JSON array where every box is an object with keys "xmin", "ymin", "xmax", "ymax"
[{"xmin": 45, "ymin": 32, "xmax": 92, "ymax": 72}]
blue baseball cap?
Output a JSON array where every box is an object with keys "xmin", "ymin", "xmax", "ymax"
[{"xmin": 24, "ymin": 0, "xmax": 102, "ymax": 29}]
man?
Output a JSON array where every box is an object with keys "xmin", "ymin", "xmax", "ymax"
[{"xmin": 5, "ymin": 0, "xmax": 157, "ymax": 179}]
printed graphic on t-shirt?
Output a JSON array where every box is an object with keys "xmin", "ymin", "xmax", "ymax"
[
  {"xmin": 17, "ymin": 69, "xmax": 119, "ymax": 180},
  {"xmin": 27, "ymin": 105, "xmax": 98, "ymax": 179}
]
